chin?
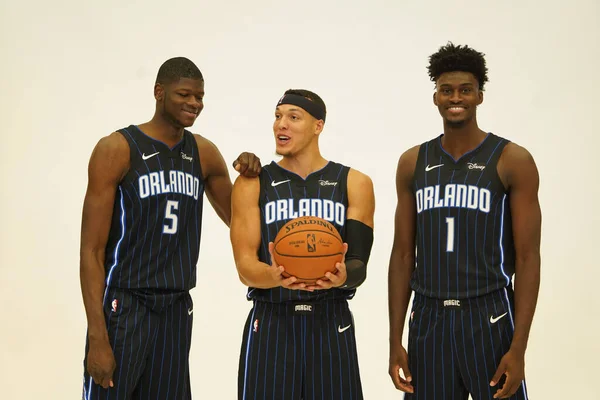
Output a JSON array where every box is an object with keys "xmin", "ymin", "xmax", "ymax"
[
  {"xmin": 179, "ymin": 118, "xmax": 197, "ymax": 128},
  {"xmin": 275, "ymin": 146, "xmax": 293, "ymax": 157},
  {"xmin": 444, "ymin": 116, "xmax": 469, "ymax": 127},
  {"xmin": 167, "ymin": 111, "xmax": 196, "ymax": 128}
]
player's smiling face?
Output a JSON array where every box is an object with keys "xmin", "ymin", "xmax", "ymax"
[
  {"xmin": 157, "ymin": 78, "xmax": 204, "ymax": 128},
  {"xmin": 273, "ymin": 105, "xmax": 322, "ymax": 156},
  {"xmin": 434, "ymin": 71, "xmax": 483, "ymax": 127}
]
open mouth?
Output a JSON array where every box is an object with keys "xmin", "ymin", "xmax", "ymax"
[
  {"xmin": 277, "ymin": 134, "xmax": 290, "ymax": 144},
  {"xmin": 447, "ymin": 106, "xmax": 466, "ymax": 114}
]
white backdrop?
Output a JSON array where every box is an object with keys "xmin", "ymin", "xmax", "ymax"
[{"xmin": 1, "ymin": 0, "xmax": 599, "ymax": 398}]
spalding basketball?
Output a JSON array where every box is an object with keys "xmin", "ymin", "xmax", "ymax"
[{"xmin": 273, "ymin": 216, "xmax": 344, "ymax": 283}]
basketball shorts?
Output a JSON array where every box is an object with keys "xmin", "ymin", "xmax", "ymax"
[
  {"xmin": 405, "ymin": 287, "xmax": 529, "ymax": 400},
  {"xmin": 82, "ymin": 287, "xmax": 193, "ymax": 399},
  {"xmin": 238, "ymin": 299, "xmax": 363, "ymax": 400}
]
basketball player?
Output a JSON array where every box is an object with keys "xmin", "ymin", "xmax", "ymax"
[
  {"xmin": 388, "ymin": 43, "xmax": 541, "ymax": 399},
  {"xmin": 230, "ymin": 89, "xmax": 375, "ymax": 400},
  {"xmin": 80, "ymin": 57, "xmax": 261, "ymax": 399}
]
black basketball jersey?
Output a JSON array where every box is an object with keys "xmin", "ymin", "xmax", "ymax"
[
  {"xmin": 410, "ymin": 133, "xmax": 515, "ymax": 299},
  {"xmin": 103, "ymin": 125, "xmax": 205, "ymax": 295},
  {"xmin": 248, "ymin": 161, "xmax": 355, "ymax": 303}
]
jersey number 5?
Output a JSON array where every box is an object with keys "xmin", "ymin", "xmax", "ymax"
[
  {"xmin": 164, "ymin": 200, "xmax": 179, "ymax": 234},
  {"xmin": 445, "ymin": 217, "xmax": 455, "ymax": 252}
]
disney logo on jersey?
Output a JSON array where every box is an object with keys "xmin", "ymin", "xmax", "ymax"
[
  {"xmin": 265, "ymin": 198, "xmax": 346, "ymax": 226},
  {"xmin": 318, "ymin": 180, "xmax": 337, "ymax": 186},
  {"xmin": 467, "ymin": 162, "xmax": 486, "ymax": 170},
  {"xmin": 416, "ymin": 184, "xmax": 491, "ymax": 214},
  {"xmin": 181, "ymin": 152, "xmax": 193, "ymax": 162}
]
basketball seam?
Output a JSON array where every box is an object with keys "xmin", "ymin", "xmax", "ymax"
[
  {"xmin": 274, "ymin": 252, "xmax": 344, "ymax": 258},
  {"xmin": 281, "ymin": 271, "xmax": 330, "ymax": 281}
]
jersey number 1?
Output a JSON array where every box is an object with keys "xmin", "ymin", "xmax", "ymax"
[
  {"xmin": 164, "ymin": 200, "xmax": 179, "ymax": 234},
  {"xmin": 445, "ymin": 217, "xmax": 455, "ymax": 252}
]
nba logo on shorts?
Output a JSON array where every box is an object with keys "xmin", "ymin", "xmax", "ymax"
[
  {"xmin": 112, "ymin": 299, "xmax": 118, "ymax": 312},
  {"xmin": 307, "ymin": 234, "xmax": 316, "ymax": 252},
  {"xmin": 253, "ymin": 319, "xmax": 259, "ymax": 332}
]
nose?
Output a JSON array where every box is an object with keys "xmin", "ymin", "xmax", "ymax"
[
  {"xmin": 275, "ymin": 116, "xmax": 289, "ymax": 129},
  {"xmin": 449, "ymin": 89, "xmax": 462, "ymax": 103},
  {"xmin": 187, "ymin": 97, "xmax": 203, "ymax": 110}
]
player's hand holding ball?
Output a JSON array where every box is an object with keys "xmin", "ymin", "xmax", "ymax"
[
  {"xmin": 271, "ymin": 216, "xmax": 345, "ymax": 291},
  {"xmin": 306, "ymin": 243, "xmax": 348, "ymax": 290},
  {"xmin": 268, "ymin": 242, "xmax": 314, "ymax": 291}
]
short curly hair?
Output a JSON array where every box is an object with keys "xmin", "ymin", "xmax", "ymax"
[
  {"xmin": 156, "ymin": 57, "xmax": 203, "ymax": 85},
  {"xmin": 427, "ymin": 42, "xmax": 488, "ymax": 90}
]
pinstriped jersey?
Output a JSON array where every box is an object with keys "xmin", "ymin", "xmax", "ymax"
[
  {"xmin": 248, "ymin": 161, "xmax": 355, "ymax": 303},
  {"xmin": 410, "ymin": 133, "xmax": 515, "ymax": 299},
  {"xmin": 103, "ymin": 125, "xmax": 205, "ymax": 296}
]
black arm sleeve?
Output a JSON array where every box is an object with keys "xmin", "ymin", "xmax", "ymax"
[{"xmin": 340, "ymin": 219, "xmax": 374, "ymax": 290}]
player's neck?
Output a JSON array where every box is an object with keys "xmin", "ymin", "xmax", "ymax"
[
  {"xmin": 139, "ymin": 117, "xmax": 185, "ymax": 148},
  {"xmin": 279, "ymin": 150, "xmax": 328, "ymax": 179},
  {"xmin": 441, "ymin": 120, "xmax": 487, "ymax": 160}
]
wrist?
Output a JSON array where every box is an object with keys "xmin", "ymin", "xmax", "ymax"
[
  {"xmin": 509, "ymin": 340, "xmax": 527, "ymax": 356},
  {"xmin": 334, "ymin": 277, "xmax": 348, "ymax": 289},
  {"xmin": 389, "ymin": 333, "xmax": 404, "ymax": 347},
  {"xmin": 87, "ymin": 329, "xmax": 110, "ymax": 345},
  {"xmin": 266, "ymin": 267, "xmax": 283, "ymax": 289}
]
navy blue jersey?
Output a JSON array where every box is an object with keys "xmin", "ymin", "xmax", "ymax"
[
  {"xmin": 103, "ymin": 125, "xmax": 205, "ymax": 295},
  {"xmin": 410, "ymin": 133, "xmax": 515, "ymax": 299},
  {"xmin": 248, "ymin": 161, "xmax": 355, "ymax": 303}
]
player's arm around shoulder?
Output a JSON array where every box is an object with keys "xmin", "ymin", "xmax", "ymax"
[{"xmin": 194, "ymin": 134, "xmax": 234, "ymax": 226}]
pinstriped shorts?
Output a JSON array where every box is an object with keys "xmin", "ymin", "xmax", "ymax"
[
  {"xmin": 405, "ymin": 287, "xmax": 529, "ymax": 400},
  {"xmin": 238, "ymin": 299, "xmax": 363, "ymax": 400}
]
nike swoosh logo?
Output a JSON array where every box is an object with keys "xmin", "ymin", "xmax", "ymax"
[
  {"xmin": 142, "ymin": 152, "xmax": 160, "ymax": 161},
  {"xmin": 490, "ymin": 312, "xmax": 507, "ymax": 324},
  {"xmin": 338, "ymin": 324, "xmax": 351, "ymax": 333},
  {"xmin": 188, "ymin": 308, "xmax": 193, "ymax": 315},
  {"xmin": 425, "ymin": 164, "xmax": 444, "ymax": 172},
  {"xmin": 271, "ymin": 179, "xmax": 291, "ymax": 187}
]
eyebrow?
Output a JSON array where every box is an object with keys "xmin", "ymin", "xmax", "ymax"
[{"xmin": 176, "ymin": 89, "xmax": 205, "ymax": 94}]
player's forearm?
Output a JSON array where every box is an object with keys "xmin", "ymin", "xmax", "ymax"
[
  {"xmin": 207, "ymin": 192, "xmax": 231, "ymax": 227},
  {"xmin": 510, "ymin": 252, "xmax": 541, "ymax": 354},
  {"xmin": 80, "ymin": 251, "xmax": 109, "ymax": 343},
  {"xmin": 388, "ymin": 252, "xmax": 414, "ymax": 346},
  {"xmin": 215, "ymin": 206, "xmax": 231, "ymax": 227},
  {"xmin": 236, "ymin": 258, "xmax": 277, "ymax": 289}
]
